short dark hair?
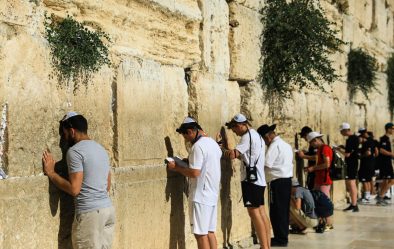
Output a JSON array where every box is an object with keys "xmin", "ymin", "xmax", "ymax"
[{"xmin": 62, "ymin": 115, "xmax": 88, "ymax": 133}]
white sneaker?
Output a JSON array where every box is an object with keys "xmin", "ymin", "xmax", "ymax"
[{"xmin": 361, "ymin": 198, "xmax": 370, "ymax": 204}]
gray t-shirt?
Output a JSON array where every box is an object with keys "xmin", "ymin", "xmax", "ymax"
[
  {"xmin": 295, "ymin": 187, "xmax": 317, "ymax": 219},
  {"xmin": 67, "ymin": 140, "xmax": 112, "ymax": 214}
]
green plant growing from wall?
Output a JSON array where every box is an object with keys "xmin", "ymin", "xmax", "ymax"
[
  {"xmin": 386, "ymin": 54, "xmax": 394, "ymax": 117},
  {"xmin": 347, "ymin": 48, "xmax": 377, "ymax": 99},
  {"xmin": 44, "ymin": 14, "xmax": 111, "ymax": 91},
  {"xmin": 259, "ymin": 0, "xmax": 344, "ymax": 116}
]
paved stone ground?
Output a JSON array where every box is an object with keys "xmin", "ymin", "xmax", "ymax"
[{"xmin": 236, "ymin": 197, "xmax": 394, "ymax": 249}]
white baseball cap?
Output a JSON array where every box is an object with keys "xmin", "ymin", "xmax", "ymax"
[
  {"xmin": 339, "ymin": 122, "xmax": 351, "ymax": 131},
  {"xmin": 306, "ymin": 131, "xmax": 324, "ymax": 142}
]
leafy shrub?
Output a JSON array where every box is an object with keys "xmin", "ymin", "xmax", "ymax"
[
  {"xmin": 386, "ymin": 54, "xmax": 394, "ymax": 116},
  {"xmin": 347, "ymin": 48, "xmax": 377, "ymax": 99},
  {"xmin": 259, "ymin": 0, "xmax": 344, "ymax": 102},
  {"xmin": 45, "ymin": 14, "xmax": 111, "ymax": 91}
]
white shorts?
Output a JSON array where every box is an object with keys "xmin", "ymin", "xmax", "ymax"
[{"xmin": 189, "ymin": 202, "xmax": 217, "ymax": 235}]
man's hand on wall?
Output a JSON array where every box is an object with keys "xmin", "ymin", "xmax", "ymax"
[{"xmin": 42, "ymin": 150, "xmax": 56, "ymax": 176}]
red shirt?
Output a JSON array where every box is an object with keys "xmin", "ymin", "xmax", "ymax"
[{"xmin": 314, "ymin": 145, "xmax": 333, "ymax": 185}]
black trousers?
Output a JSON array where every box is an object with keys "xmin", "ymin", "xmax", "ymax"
[{"xmin": 269, "ymin": 177, "xmax": 292, "ymax": 244}]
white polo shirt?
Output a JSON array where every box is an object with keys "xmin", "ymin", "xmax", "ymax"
[
  {"xmin": 264, "ymin": 136, "xmax": 293, "ymax": 182},
  {"xmin": 236, "ymin": 129, "xmax": 266, "ymax": 186},
  {"xmin": 189, "ymin": 136, "xmax": 222, "ymax": 206}
]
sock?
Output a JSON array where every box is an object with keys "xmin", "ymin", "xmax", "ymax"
[{"xmin": 365, "ymin": 191, "xmax": 371, "ymax": 200}]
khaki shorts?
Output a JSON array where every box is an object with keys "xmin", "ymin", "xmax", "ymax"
[
  {"xmin": 289, "ymin": 206, "xmax": 318, "ymax": 229},
  {"xmin": 72, "ymin": 206, "xmax": 115, "ymax": 249}
]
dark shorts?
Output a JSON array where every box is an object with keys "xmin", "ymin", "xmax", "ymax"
[
  {"xmin": 241, "ymin": 181, "xmax": 265, "ymax": 208},
  {"xmin": 345, "ymin": 163, "xmax": 358, "ymax": 180},
  {"xmin": 358, "ymin": 161, "xmax": 374, "ymax": 182},
  {"xmin": 379, "ymin": 162, "xmax": 394, "ymax": 179}
]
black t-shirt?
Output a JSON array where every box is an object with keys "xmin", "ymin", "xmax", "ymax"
[
  {"xmin": 360, "ymin": 137, "xmax": 375, "ymax": 164},
  {"xmin": 378, "ymin": 135, "xmax": 391, "ymax": 164},
  {"xmin": 345, "ymin": 134, "xmax": 359, "ymax": 167},
  {"xmin": 305, "ymin": 146, "xmax": 317, "ymax": 167}
]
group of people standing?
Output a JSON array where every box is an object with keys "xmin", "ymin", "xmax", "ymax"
[
  {"xmin": 168, "ymin": 114, "xmax": 394, "ymax": 249},
  {"xmin": 298, "ymin": 122, "xmax": 394, "ymax": 211},
  {"xmin": 41, "ymin": 111, "xmax": 393, "ymax": 249},
  {"xmin": 168, "ymin": 114, "xmax": 294, "ymax": 249}
]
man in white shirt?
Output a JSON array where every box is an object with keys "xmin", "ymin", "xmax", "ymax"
[
  {"xmin": 220, "ymin": 114, "xmax": 271, "ymax": 249},
  {"xmin": 167, "ymin": 117, "xmax": 222, "ymax": 249},
  {"xmin": 258, "ymin": 124, "xmax": 293, "ymax": 247}
]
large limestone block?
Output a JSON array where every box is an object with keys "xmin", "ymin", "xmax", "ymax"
[
  {"xmin": 0, "ymin": 176, "xmax": 61, "ymax": 249},
  {"xmin": 188, "ymin": 71, "xmax": 241, "ymax": 137},
  {"xmin": 353, "ymin": 0, "xmax": 373, "ymax": 29},
  {"xmin": 0, "ymin": 25, "xmax": 114, "ymax": 176},
  {"xmin": 116, "ymin": 58, "xmax": 188, "ymax": 167},
  {"xmin": 239, "ymin": 81, "xmax": 270, "ymax": 126},
  {"xmin": 112, "ymin": 165, "xmax": 193, "ymax": 249},
  {"xmin": 43, "ymin": 0, "xmax": 202, "ymax": 68},
  {"xmin": 342, "ymin": 14, "xmax": 364, "ymax": 47},
  {"xmin": 0, "ymin": 32, "xmax": 53, "ymax": 176},
  {"xmin": 387, "ymin": 9, "xmax": 394, "ymax": 46},
  {"xmin": 199, "ymin": 0, "xmax": 230, "ymax": 77},
  {"xmin": 371, "ymin": 0, "xmax": 388, "ymax": 43},
  {"xmin": 229, "ymin": 2, "xmax": 263, "ymax": 81}
]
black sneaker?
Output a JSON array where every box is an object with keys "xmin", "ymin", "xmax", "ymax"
[
  {"xmin": 383, "ymin": 196, "xmax": 391, "ymax": 200},
  {"xmin": 343, "ymin": 204, "xmax": 355, "ymax": 211},
  {"xmin": 352, "ymin": 205, "xmax": 359, "ymax": 212}
]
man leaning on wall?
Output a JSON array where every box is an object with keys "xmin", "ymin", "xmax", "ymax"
[
  {"xmin": 219, "ymin": 114, "xmax": 271, "ymax": 249},
  {"xmin": 167, "ymin": 117, "xmax": 222, "ymax": 249},
  {"xmin": 42, "ymin": 112, "xmax": 115, "ymax": 249}
]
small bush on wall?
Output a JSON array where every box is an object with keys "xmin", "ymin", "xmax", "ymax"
[
  {"xmin": 44, "ymin": 14, "xmax": 111, "ymax": 91},
  {"xmin": 259, "ymin": 0, "xmax": 344, "ymax": 116},
  {"xmin": 386, "ymin": 54, "xmax": 394, "ymax": 117},
  {"xmin": 347, "ymin": 48, "xmax": 377, "ymax": 99}
]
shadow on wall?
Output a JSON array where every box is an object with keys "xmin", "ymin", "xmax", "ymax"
[
  {"xmin": 48, "ymin": 125, "xmax": 74, "ymax": 249},
  {"xmin": 219, "ymin": 127, "xmax": 234, "ymax": 249},
  {"xmin": 164, "ymin": 136, "xmax": 186, "ymax": 249}
]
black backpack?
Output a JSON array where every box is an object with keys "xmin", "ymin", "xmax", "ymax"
[
  {"xmin": 322, "ymin": 145, "xmax": 347, "ymax": 181},
  {"xmin": 310, "ymin": 189, "xmax": 334, "ymax": 218},
  {"xmin": 330, "ymin": 148, "xmax": 347, "ymax": 180}
]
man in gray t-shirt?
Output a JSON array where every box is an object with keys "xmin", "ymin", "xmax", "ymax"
[
  {"xmin": 289, "ymin": 179, "xmax": 318, "ymax": 232},
  {"xmin": 43, "ymin": 112, "xmax": 115, "ymax": 249}
]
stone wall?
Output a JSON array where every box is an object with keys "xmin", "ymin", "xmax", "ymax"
[{"xmin": 0, "ymin": 0, "xmax": 393, "ymax": 248}]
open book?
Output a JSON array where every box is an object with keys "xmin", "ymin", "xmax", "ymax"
[{"xmin": 165, "ymin": 156, "xmax": 188, "ymax": 168}]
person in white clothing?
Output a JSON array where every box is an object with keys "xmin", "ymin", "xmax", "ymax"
[
  {"xmin": 258, "ymin": 124, "xmax": 293, "ymax": 247},
  {"xmin": 219, "ymin": 114, "xmax": 271, "ymax": 249},
  {"xmin": 167, "ymin": 117, "xmax": 222, "ymax": 249}
]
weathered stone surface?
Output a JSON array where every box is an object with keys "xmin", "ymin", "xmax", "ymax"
[
  {"xmin": 233, "ymin": 0, "xmax": 264, "ymax": 11},
  {"xmin": 0, "ymin": 26, "xmax": 113, "ymax": 176},
  {"xmin": 199, "ymin": 0, "xmax": 230, "ymax": 77},
  {"xmin": 0, "ymin": 0, "xmax": 394, "ymax": 248},
  {"xmin": 188, "ymin": 71, "xmax": 241, "ymax": 136},
  {"xmin": 0, "ymin": 176, "xmax": 60, "ymax": 249},
  {"xmin": 229, "ymin": 2, "xmax": 263, "ymax": 81},
  {"xmin": 43, "ymin": 0, "xmax": 202, "ymax": 68},
  {"xmin": 353, "ymin": 0, "xmax": 373, "ymax": 29},
  {"xmin": 116, "ymin": 58, "xmax": 188, "ymax": 167}
]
